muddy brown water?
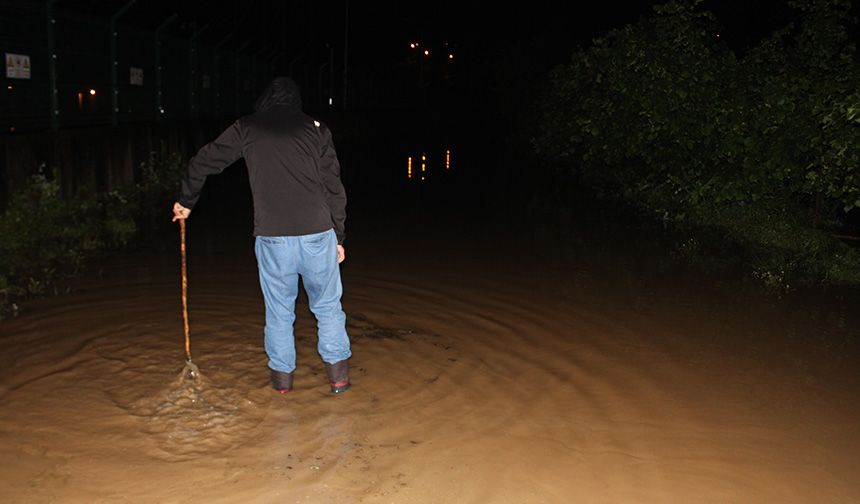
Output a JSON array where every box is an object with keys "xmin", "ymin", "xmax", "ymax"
[{"xmin": 1, "ymin": 212, "xmax": 858, "ymax": 503}]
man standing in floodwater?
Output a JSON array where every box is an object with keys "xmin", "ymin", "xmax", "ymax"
[{"xmin": 171, "ymin": 76, "xmax": 351, "ymax": 395}]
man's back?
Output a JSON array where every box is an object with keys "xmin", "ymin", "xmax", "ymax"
[
  {"xmin": 178, "ymin": 77, "xmax": 346, "ymax": 243},
  {"xmin": 241, "ymin": 105, "xmax": 344, "ymax": 239}
]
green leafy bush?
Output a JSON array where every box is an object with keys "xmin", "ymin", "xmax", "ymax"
[
  {"xmin": 0, "ymin": 150, "xmax": 187, "ymax": 318},
  {"xmin": 533, "ymin": 0, "xmax": 860, "ymax": 286},
  {"xmin": 130, "ymin": 150, "xmax": 186, "ymax": 232},
  {"xmin": 0, "ymin": 167, "xmax": 135, "ymax": 317}
]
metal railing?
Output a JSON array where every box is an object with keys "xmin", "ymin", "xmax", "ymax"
[{"xmin": 0, "ymin": 1, "xmax": 271, "ymax": 133}]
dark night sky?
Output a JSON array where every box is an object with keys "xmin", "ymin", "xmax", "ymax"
[
  {"xmin": 52, "ymin": 0, "xmax": 815, "ymax": 72},
  {"xmin": 36, "ymin": 0, "xmax": 860, "ymax": 115}
]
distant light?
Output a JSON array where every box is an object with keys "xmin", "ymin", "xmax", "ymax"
[
  {"xmin": 89, "ymin": 89, "xmax": 96, "ymax": 96},
  {"xmin": 448, "ymin": 54, "xmax": 454, "ymax": 60},
  {"xmin": 420, "ymin": 175, "xmax": 426, "ymax": 181},
  {"xmin": 407, "ymin": 156, "xmax": 413, "ymax": 178},
  {"xmin": 328, "ymin": 97, "xmax": 333, "ymax": 106},
  {"xmin": 6, "ymin": 85, "xmax": 12, "ymax": 91},
  {"xmin": 446, "ymin": 149, "xmax": 451, "ymax": 169},
  {"xmin": 423, "ymin": 49, "xmax": 430, "ymax": 56},
  {"xmin": 716, "ymin": 33, "xmax": 721, "ymax": 39},
  {"xmin": 9, "ymin": 126, "xmax": 15, "ymax": 132},
  {"xmin": 410, "ymin": 43, "xmax": 416, "ymax": 49},
  {"xmin": 421, "ymin": 153, "xmax": 426, "ymax": 173},
  {"xmin": 159, "ymin": 107, "xmax": 165, "ymax": 114}
]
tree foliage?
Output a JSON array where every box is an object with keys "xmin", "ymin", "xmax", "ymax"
[
  {"xmin": 533, "ymin": 0, "xmax": 860, "ymax": 285},
  {"xmin": 0, "ymin": 152, "xmax": 186, "ymax": 318}
]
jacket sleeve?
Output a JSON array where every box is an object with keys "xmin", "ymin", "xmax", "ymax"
[
  {"xmin": 179, "ymin": 121, "xmax": 243, "ymax": 209},
  {"xmin": 319, "ymin": 124, "xmax": 347, "ymax": 244}
]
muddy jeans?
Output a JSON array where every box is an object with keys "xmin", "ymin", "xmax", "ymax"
[{"xmin": 254, "ymin": 229, "xmax": 351, "ymax": 373}]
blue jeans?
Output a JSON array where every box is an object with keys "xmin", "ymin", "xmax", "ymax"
[{"xmin": 254, "ymin": 229, "xmax": 351, "ymax": 373}]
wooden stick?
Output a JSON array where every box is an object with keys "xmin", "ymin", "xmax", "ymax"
[{"xmin": 180, "ymin": 219, "xmax": 191, "ymax": 361}]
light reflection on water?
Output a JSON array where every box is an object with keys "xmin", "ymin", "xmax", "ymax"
[{"xmin": 405, "ymin": 148, "xmax": 453, "ymax": 181}]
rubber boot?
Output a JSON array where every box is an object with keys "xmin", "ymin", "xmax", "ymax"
[
  {"xmin": 271, "ymin": 369, "xmax": 294, "ymax": 394},
  {"xmin": 324, "ymin": 360, "xmax": 351, "ymax": 394}
]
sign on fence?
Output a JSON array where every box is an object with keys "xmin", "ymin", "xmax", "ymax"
[
  {"xmin": 130, "ymin": 67, "xmax": 144, "ymax": 86},
  {"xmin": 5, "ymin": 53, "xmax": 31, "ymax": 79}
]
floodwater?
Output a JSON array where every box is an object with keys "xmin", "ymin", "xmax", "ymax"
[{"xmin": 2, "ymin": 142, "xmax": 860, "ymax": 502}]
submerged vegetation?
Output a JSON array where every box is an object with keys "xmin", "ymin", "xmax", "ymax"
[{"xmin": 533, "ymin": 0, "xmax": 860, "ymax": 288}]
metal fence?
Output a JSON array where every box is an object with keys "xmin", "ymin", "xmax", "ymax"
[{"xmin": 0, "ymin": 1, "xmax": 265, "ymax": 133}]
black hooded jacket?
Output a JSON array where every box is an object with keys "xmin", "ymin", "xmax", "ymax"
[{"xmin": 179, "ymin": 77, "xmax": 347, "ymax": 243}]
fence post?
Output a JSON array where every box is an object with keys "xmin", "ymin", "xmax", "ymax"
[
  {"xmin": 110, "ymin": 0, "xmax": 136, "ymax": 127},
  {"xmin": 343, "ymin": 0, "xmax": 349, "ymax": 110},
  {"xmin": 189, "ymin": 24, "xmax": 209, "ymax": 119},
  {"xmin": 251, "ymin": 47, "xmax": 266, "ymax": 102},
  {"xmin": 318, "ymin": 61, "xmax": 328, "ymax": 109},
  {"xmin": 214, "ymin": 34, "xmax": 233, "ymax": 117},
  {"xmin": 329, "ymin": 44, "xmax": 334, "ymax": 108},
  {"xmin": 235, "ymin": 41, "xmax": 251, "ymax": 116},
  {"xmin": 154, "ymin": 13, "xmax": 177, "ymax": 121},
  {"xmin": 265, "ymin": 50, "xmax": 282, "ymax": 85},
  {"xmin": 46, "ymin": 0, "xmax": 59, "ymax": 131}
]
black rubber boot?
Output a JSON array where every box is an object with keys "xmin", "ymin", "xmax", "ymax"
[
  {"xmin": 324, "ymin": 360, "xmax": 351, "ymax": 394},
  {"xmin": 271, "ymin": 369, "xmax": 294, "ymax": 394}
]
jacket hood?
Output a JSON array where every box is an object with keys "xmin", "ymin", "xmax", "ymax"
[{"xmin": 254, "ymin": 77, "xmax": 302, "ymax": 112}]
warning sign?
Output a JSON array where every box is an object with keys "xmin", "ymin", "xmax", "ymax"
[
  {"xmin": 130, "ymin": 66, "xmax": 144, "ymax": 86},
  {"xmin": 5, "ymin": 53, "xmax": 31, "ymax": 79}
]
